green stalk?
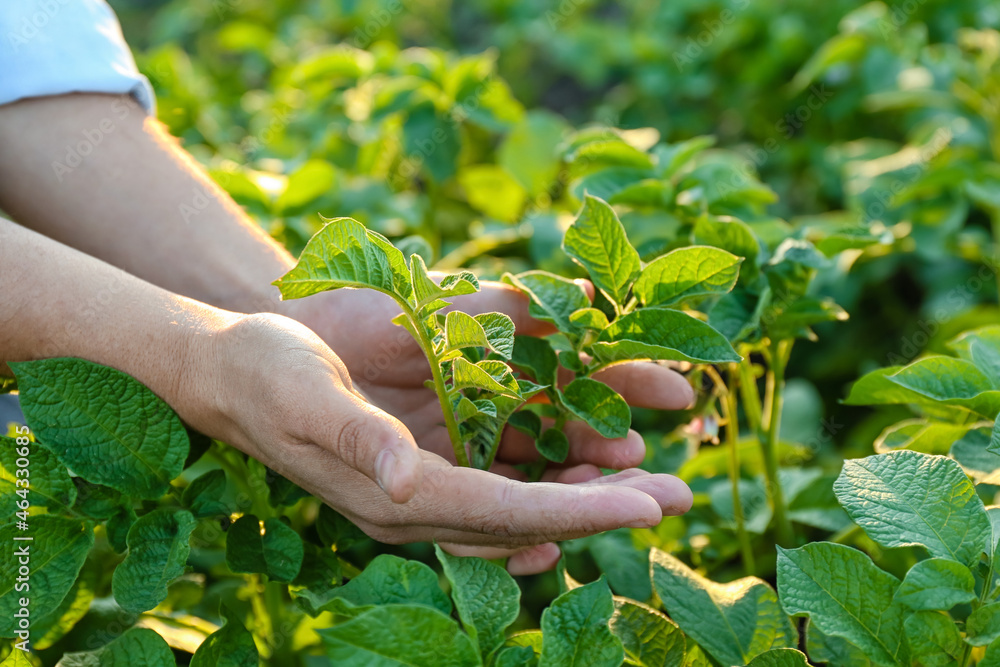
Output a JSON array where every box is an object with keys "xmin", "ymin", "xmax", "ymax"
[
  {"xmin": 264, "ymin": 579, "xmax": 295, "ymax": 666},
  {"xmin": 718, "ymin": 365, "xmax": 756, "ymax": 575},
  {"xmin": 958, "ymin": 642, "xmax": 973, "ymax": 667},
  {"xmin": 248, "ymin": 574, "xmax": 274, "ymax": 659},
  {"xmin": 737, "ymin": 356, "xmax": 763, "ymax": 437},
  {"xmin": 761, "ymin": 338, "xmax": 794, "ymax": 548},
  {"xmin": 991, "ymin": 212, "xmax": 1000, "ymax": 306},
  {"xmin": 399, "ymin": 300, "xmax": 469, "ymax": 467}
]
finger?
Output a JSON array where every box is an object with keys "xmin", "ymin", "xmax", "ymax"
[
  {"xmin": 325, "ymin": 393, "xmax": 425, "ymax": 504},
  {"xmin": 407, "ymin": 465, "xmax": 663, "ymax": 541},
  {"xmin": 498, "ymin": 422, "xmax": 647, "ymax": 469},
  {"xmin": 438, "ymin": 542, "xmax": 562, "ymax": 575},
  {"xmin": 446, "ymin": 281, "xmax": 557, "ymax": 336},
  {"xmin": 591, "ymin": 362, "xmax": 695, "ymax": 410},
  {"xmin": 508, "ymin": 543, "xmax": 562, "ymax": 575},
  {"xmin": 581, "ymin": 470, "xmax": 694, "ymax": 515},
  {"xmin": 541, "ymin": 464, "xmax": 603, "ymax": 483}
]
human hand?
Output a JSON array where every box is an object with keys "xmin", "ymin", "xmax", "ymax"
[
  {"xmin": 288, "ymin": 277, "xmax": 697, "ymax": 474},
  {"xmin": 194, "ymin": 312, "xmax": 692, "ymax": 574}
]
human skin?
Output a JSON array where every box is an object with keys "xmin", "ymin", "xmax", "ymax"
[{"xmin": 0, "ymin": 93, "xmax": 694, "ymax": 573}]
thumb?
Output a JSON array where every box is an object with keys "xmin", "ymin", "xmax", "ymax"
[{"xmin": 329, "ymin": 394, "xmax": 424, "ymax": 504}]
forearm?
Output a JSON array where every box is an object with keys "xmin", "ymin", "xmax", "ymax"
[
  {"xmin": 0, "ymin": 93, "xmax": 297, "ymax": 316},
  {"xmin": 0, "ymin": 218, "xmax": 230, "ymax": 431}
]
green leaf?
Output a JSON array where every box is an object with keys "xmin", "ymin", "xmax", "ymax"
[
  {"xmin": 805, "ymin": 625, "xmax": 872, "ymax": 667},
  {"xmin": 745, "ymin": 649, "xmax": 810, "ymax": 667},
  {"xmin": 873, "ymin": 419, "xmax": 973, "ymax": 455},
  {"xmin": 968, "ymin": 602, "xmax": 1000, "ymax": 646},
  {"xmin": 411, "ymin": 255, "xmax": 480, "ymax": 308},
  {"xmin": 655, "ymin": 136, "xmax": 716, "ymax": 178},
  {"xmin": 319, "ymin": 604, "xmax": 478, "ymax": 667},
  {"xmin": 475, "ymin": 313, "xmax": 517, "ymax": 359},
  {"xmin": 560, "ymin": 378, "xmax": 630, "ymax": 439},
  {"xmin": 31, "ymin": 563, "xmax": 97, "ymax": 650},
  {"xmin": 886, "ymin": 356, "xmax": 1000, "ymax": 417},
  {"xmin": 843, "ymin": 367, "xmax": 916, "ymax": 406},
  {"xmin": 225, "ymin": 514, "xmax": 304, "ymax": 583},
  {"xmin": 511, "ymin": 336, "xmax": 558, "ymax": 386},
  {"xmin": 403, "ymin": 103, "xmax": 460, "ymax": 183},
  {"xmin": 536, "ymin": 427, "xmax": 570, "ymax": 463},
  {"xmin": 182, "ymin": 469, "xmax": 229, "ymax": 518},
  {"xmin": 444, "ymin": 312, "xmax": 515, "ymax": 359},
  {"xmin": 539, "ymin": 576, "xmax": 623, "ymax": 667},
  {"xmin": 72, "ymin": 480, "xmax": 125, "ymax": 520},
  {"xmin": 0, "ymin": 516, "xmax": 93, "ymax": 637},
  {"xmin": 326, "ymin": 554, "xmax": 451, "ymax": 615},
  {"xmin": 833, "ymin": 451, "xmax": 991, "ymax": 567},
  {"xmin": 1, "ymin": 651, "xmax": 33, "ymax": 667},
  {"xmin": 991, "ymin": 414, "xmax": 1000, "ymax": 457},
  {"xmin": 191, "ymin": 604, "xmax": 260, "ymax": 667},
  {"xmin": 693, "ymin": 217, "xmax": 760, "ymax": 271},
  {"xmin": 499, "ymin": 110, "xmax": 567, "ymax": 195},
  {"xmin": 562, "ymin": 195, "xmax": 641, "ymax": 306},
  {"xmin": 569, "ymin": 140, "xmax": 654, "ymax": 172},
  {"xmin": 275, "ymin": 158, "xmax": 336, "ymax": 213},
  {"xmin": 0, "ymin": 436, "xmax": 75, "ymax": 515},
  {"xmin": 106, "ymin": 507, "xmax": 137, "ymax": 554},
  {"xmin": 609, "ymin": 598, "xmax": 685, "ymax": 667},
  {"xmin": 56, "ymin": 627, "xmax": 175, "ymax": 666},
  {"xmin": 273, "ymin": 217, "xmax": 412, "ymax": 303},
  {"xmin": 569, "ymin": 308, "xmax": 610, "ymax": 331},
  {"xmin": 651, "ymin": 548, "xmax": 795, "ymax": 666},
  {"xmin": 777, "ymin": 542, "xmax": 907, "ymax": 666},
  {"xmin": 503, "ymin": 271, "xmax": 590, "ymax": 335},
  {"xmin": 452, "ymin": 358, "xmax": 522, "ymax": 398},
  {"xmin": 592, "ymin": 309, "xmax": 741, "ymax": 365},
  {"xmin": 10, "ymin": 358, "xmax": 189, "ymax": 500},
  {"xmin": 435, "ymin": 544, "xmax": 520, "ymax": 659},
  {"xmin": 633, "ymin": 246, "xmax": 742, "ymax": 308},
  {"xmin": 459, "ymin": 164, "xmax": 527, "ymax": 223},
  {"xmin": 317, "ymin": 504, "xmax": 366, "ymax": 551},
  {"xmin": 893, "ymin": 558, "xmax": 976, "ymax": 610},
  {"xmin": 948, "ymin": 325, "xmax": 1000, "ymax": 387},
  {"xmin": 494, "ymin": 646, "xmax": 537, "ymax": 667},
  {"xmin": 289, "ymin": 541, "xmax": 342, "ymax": 616},
  {"xmin": 904, "ymin": 611, "xmax": 964, "ymax": 667},
  {"xmin": 112, "ymin": 509, "xmax": 196, "ymax": 613}
]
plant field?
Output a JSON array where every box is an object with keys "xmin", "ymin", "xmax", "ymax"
[{"xmin": 5, "ymin": 0, "xmax": 1000, "ymax": 665}]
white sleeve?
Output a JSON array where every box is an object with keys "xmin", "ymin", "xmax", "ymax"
[{"xmin": 0, "ymin": 0, "xmax": 156, "ymax": 113}]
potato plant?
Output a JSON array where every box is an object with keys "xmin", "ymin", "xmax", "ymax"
[{"xmin": 273, "ymin": 194, "xmax": 742, "ymax": 469}]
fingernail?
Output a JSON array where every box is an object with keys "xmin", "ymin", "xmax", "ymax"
[
  {"xmin": 375, "ymin": 449, "xmax": 397, "ymax": 495},
  {"xmin": 626, "ymin": 516, "xmax": 660, "ymax": 529},
  {"xmin": 684, "ymin": 383, "xmax": 697, "ymax": 409}
]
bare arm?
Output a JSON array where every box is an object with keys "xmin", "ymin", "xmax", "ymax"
[{"xmin": 0, "ymin": 93, "xmax": 297, "ymax": 316}]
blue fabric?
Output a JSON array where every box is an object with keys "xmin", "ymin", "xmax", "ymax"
[{"xmin": 0, "ymin": 0, "xmax": 155, "ymax": 112}]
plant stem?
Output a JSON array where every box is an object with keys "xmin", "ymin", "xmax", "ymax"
[
  {"xmin": 401, "ymin": 302, "xmax": 469, "ymax": 466},
  {"xmin": 248, "ymin": 574, "xmax": 274, "ymax": 659},
  {"xmin": 718, "ymin": 365, "xmax": 756, "ymax": 575},
  {"xmin": 761, "ymin": 338, "xmax": 794, "ymax": 548},
  {"xmin": 737, "ymin": 356, "xmax": 763, "ymax": 437}
]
